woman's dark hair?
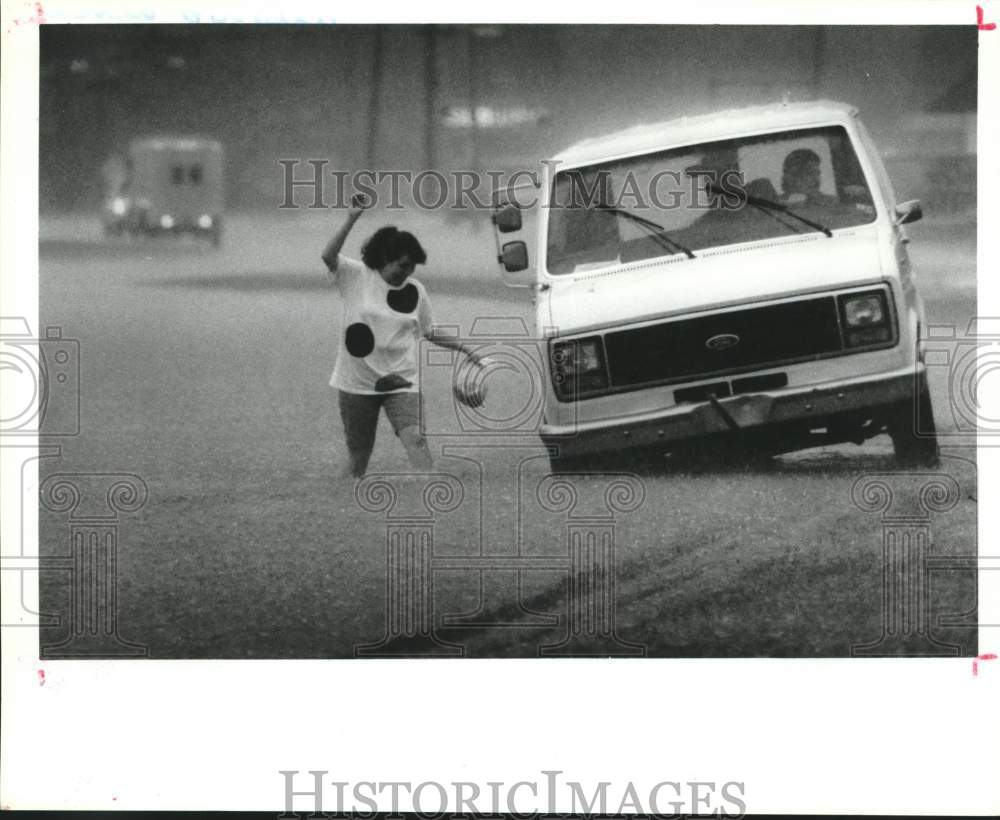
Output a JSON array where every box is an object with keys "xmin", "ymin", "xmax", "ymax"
[{"xmin": 361, "ymin": 226, "xmax": 427, "ymax": 270}]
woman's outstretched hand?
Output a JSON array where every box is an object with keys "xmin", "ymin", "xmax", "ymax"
[
  {"xmin": 322, "ymin": 193, "xmax": 370, "ymax": 271},
  {"xmin": 350, "ymin": 192, "xmax": 373, "ymax": 214}
]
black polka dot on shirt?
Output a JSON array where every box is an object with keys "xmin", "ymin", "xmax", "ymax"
[
  {"xmin": 386, "ymin": 283, "xmax": 419, "ymax": 314},
  {"xmin": 345, "ymin": 322, "xmax": 375, "ymax": 357}
]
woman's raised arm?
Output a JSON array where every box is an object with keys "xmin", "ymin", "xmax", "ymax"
[{"xmin": 321, "ymin": 194, "xmax": 369, "ymax": 272}]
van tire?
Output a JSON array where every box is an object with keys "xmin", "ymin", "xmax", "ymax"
[{"xmin": 887, "ymin": 377, "xmax": 939, "ymax": 468}]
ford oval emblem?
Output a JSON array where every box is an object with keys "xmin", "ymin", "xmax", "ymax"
[{"xmin": 705, "ymin": 333, "xmax": 740, "ymax": 351}]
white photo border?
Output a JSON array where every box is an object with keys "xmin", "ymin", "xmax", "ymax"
[{"xmin": 2, "ymin": 0, "xmax": 998, "ymax": 813}]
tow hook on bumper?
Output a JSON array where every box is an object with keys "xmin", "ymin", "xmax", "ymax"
[{"xmin": 708, "ymin": 393, "xmax": 740, "ymax": 431}]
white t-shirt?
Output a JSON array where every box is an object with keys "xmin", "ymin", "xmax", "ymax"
[{"xmin": 327, "ymin": 253, "xmax": 433, "ymax": 394}]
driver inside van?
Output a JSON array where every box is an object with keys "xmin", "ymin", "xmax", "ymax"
[{"xmin": 779, "ymin": 148, "xmax": 838, "ymax": 207}]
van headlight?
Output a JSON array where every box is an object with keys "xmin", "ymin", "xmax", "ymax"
[
  {"xmin": 551, "ymin": 336, "xmax": 608, "ymax": 397},
  {"xmin": 198, "ymin": 214, "xmax": 213, "ymax": 229},
  {"xmin": 160, "ymin": 214, "xmax": 175, "ymax": 229},
  {"xmin": 111, "ymin": 197, "xmax": 127, "ymax": 216},
  {"xmin": 838, "ymin": 290, "xmax": 892, "ymax": 347}
]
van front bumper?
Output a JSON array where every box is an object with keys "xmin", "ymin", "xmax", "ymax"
[{"xmin": 540, "ymin": 365, "xmax": 920, "ymax": 457}]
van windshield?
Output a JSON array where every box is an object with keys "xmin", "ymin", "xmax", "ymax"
[{"xmin": 545, "ymin": 125, "xmax": 876, "ymax": 275}]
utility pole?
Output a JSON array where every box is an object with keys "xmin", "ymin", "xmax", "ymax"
[
  {"xmin": 466, "ymin": 27, "xmax": 479, "ymax": 173},
  {"xmin": 423, "ymin": 25, "xmax": 437, "ymax": 170},
  {"xmin": 812, "ymin": 26, "xmax": 826, "ymax": 99},
  {"xmin": 366, "ymin": 26, "xmax": 384, "ymax": 169}
]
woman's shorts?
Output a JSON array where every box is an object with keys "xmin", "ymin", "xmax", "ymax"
[{"xmin": 338, "ymin": 390, "xmax": 421, "ymax": 449}]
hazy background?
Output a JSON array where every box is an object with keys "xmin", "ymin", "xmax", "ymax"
[{"xmin": 40, "ymin": 24, "xmax": 976, "ymax": 215}]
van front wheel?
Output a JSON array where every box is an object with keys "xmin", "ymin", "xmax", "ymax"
[{"xmin": 887, "ymin": 378, "xmax": 939, "ymax": 468}]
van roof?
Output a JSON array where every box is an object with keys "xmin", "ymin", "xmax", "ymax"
[{"xmin": 552, "ymin": 100, "xmax": 859, "ymax": 167}]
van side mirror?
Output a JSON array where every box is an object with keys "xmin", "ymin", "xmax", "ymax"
[
  {"xmin": 499, "ymin": 240, "xmax": 528, "ymax": 272},
  {"xmin": 493, "ymin": 203, "xmax": 522, "ymax": 233},
  {"xmin": 894, "ymin": 199, "xmax": 922, "ymax": 225}
]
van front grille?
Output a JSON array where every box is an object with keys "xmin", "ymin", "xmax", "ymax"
[{"xmin": 603, "ymin": 296, "xmax": 842, "ymax": 388}]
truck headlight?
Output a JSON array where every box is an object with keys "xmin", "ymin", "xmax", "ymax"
[
  {"xmin": 551, "ymin": 336, "xmax": 608, "ymax": 397},
  {"xmin": 198, "ymin": 214, "xmax": 213, "ymax": 229},
  {"xmin": 160, "ymin": 214, "xmax": 175, "ymax": 229},
  {"xmin": 838, "ymin": 290, "xmax": 892, "ymax": 347}
]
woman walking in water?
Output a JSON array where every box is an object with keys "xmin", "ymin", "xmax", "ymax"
[{"xmin": 321, "ymin": 196, "xmax": 486, "ymax": 477}]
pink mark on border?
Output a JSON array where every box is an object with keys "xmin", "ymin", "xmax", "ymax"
[
  {"xmin": 978, "ymin": 5, "xmax": 997, "ymax": 30},
  {"xmin": 972, "ymin": 652, "xmax": 997, "ymax": 676},
  {"xmin": 8, "ymin": 1, "xmax": 46, "ymax": 28},
  {"xmin": 37, "ymin": 669, "xmax": 45, "ymax": 686}
]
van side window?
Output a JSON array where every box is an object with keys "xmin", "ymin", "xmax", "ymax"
[
  {"xmin": 171, "ymin": 165, "xmax": 185, "ymax": 184},
  {"xmin": 189, "ymin": 164, "xmax": 203, "ymax": 184}
]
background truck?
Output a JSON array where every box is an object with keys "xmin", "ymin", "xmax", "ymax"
[{"xmin": 103, "ymin": 136, "xmax": 224, "ymax": 246}]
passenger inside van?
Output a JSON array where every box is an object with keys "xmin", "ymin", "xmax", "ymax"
[{"xmin": 779, "ymin": 148, "xmax": 838, "ymax": 207}]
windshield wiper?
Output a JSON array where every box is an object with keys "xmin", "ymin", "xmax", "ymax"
[
  {"xmin": 596, "ymin": 205, "xmax": 696, "ymax": 259},
  {"xmin": 706, "ymin": 182, "xmax": 833, "ymax": 238}
]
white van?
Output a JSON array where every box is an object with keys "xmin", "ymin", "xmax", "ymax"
[{"xmin": 493, "ymin": 101, "xmax": 938, "ymax": 471}]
